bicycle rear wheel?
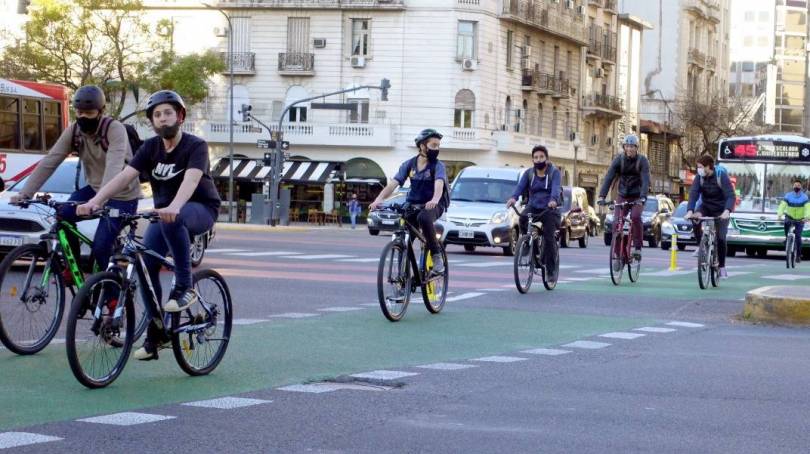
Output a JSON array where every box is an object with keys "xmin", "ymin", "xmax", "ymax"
[
  {"xmin": 65, "ymin": 272, "xmax": 134, "ymax": 389},
  {"xmin": 172, "ymin": 269, "xmax": 233, "ymax": 376},
  {"xmin": 786, "ymin": 234, "xmax": 795, "ymax": 269},
  {"xmin": 422, "ymin": 248, "xmax": 448, "ymax": 314},
  {"xmin": 377, "ymin": 241, "xmax": 411, "ymax": 322},
  {"xmin": 513, "ymin": 235, "xmax": 534, "ymax": 294},
  {"xmin": 542, "ymin": 237, "xmax": 559, "ymax": 291},
  {"xmin": 609, "ymin": 230, "xmax": 624, "ymax": 286},
  {"xmin": 0, "ymin": 244, "xmax": 64, "ymax": 355},
  {"xmin": 697, "ymin": 237, "xmax": 710, "ymax": 290}
]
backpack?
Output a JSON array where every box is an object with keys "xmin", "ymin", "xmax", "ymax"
[
  {"xmin": 408, "ymin": 156, "xmax": 450, "ymax": 210},
  {"xmin": 521, "ymin": 167, "xmax": 564, "ymax": 207},
  {"xmin": 72, "ymin": 117, "xmax": 149, "ymax": 190},
  {"xmin": 619, "ymin": 153, "xmax": 642, "ymax": 175}
]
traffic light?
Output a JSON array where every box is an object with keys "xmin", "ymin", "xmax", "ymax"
[
  {"xmin": 263, "ymin": 152, "xmax": 273, "ymax": 167},
  {"xmin": 380, "ymin": 78, "xmax": 391, "ymax": 101},
  {"xmin": 240, "ymin": 104, "xmax": 252, "ymax": 122}
]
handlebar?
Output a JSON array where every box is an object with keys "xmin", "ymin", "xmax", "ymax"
[
  {"xmin": 598, "ymin": 199, "xmax": 644, "ymax": 210},
  {"xmin": 373, "ymin": 202, "xmax": 425, "ymax": 215},
  {"xmin": 509, "ymin": 204, "xmax": 555, "ymax": 219},
  {"xmin": 12, "ymin": 197, "xmax": 79, "ymax": 210}
]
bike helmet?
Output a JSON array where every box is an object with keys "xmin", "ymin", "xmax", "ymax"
[
  {"xmin": 72, "ymin": 85, "xmax": 105, "ymax": 111},
  {"xmin": 145, "ymin": 90, "xmax": 187, "ymax": 121},
  {"xmin": 414, "ymin": 128, "xmax": 443, "ymax": 147},
  {"xmin": 623, "ymin": 134, "xmax": 640, "ymax": 147}
]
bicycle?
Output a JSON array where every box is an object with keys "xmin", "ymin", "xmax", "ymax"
[
  {"xmin": 375, "ymin": 203, "xmax": 448, "ymax": 322},
  {"xmin": 694, "ymin": 216, "xmax": 721, "ymax": 289},
  {"xmin": 784, "ymin": 217, "xmax": 803, "ymax": 269},
  {"xmin": 510, "ymin": 205, "xmax": 559, "ymax": 293},
  {"xmin": 600, "ymin": 200, "xmax": 643, "ymax": 286},
  {"xmin": 0, "ymin": 197, "xmax": 148, "ymax": 355},
  {"xmin": 65, "ymin": 211, "xmax": 232, "ymax": 389}
]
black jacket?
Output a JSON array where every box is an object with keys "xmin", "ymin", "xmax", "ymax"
[{"xmin": 599, "ymin": 153, "xmax": 651, "ymax": 199}]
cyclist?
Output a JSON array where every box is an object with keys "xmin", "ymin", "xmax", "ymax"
[
  {"xmin": 369, "ymin": 128, "xmax": 449, "ymax": 275},
  {"xmin": 598, "ymin": 134, "xmax": 650, "ymax": 260},
  {"xmin": 777, "ymin": 178, "xmax": 810, "ymax": 263},
  {"xmin": 506, "ymin": 145, "xmax": 561, "ymax": 281},
  {"xmin": 77, "ymin": 90, "xmax": 221, "ymax": 360},
  {"xmin": 11, "ymin": 85, "xmax": 140, "ymax": 273},
  {"xmin": 684, "ymin": 154, "xmax": 734, "ymax": 278}
]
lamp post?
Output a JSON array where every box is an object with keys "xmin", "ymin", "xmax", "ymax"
[{"xmin": 572, "ymin": 134, "xmax": 581, "ymax": 187}]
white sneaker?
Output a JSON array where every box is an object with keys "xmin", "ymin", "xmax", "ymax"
[{"xmin": 164, "ymin": 287, "xmax": 198, "ymax": 313}]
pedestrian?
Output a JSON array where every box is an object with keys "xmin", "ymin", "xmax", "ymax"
[{"xmin": 349, "ymin": 193, "xmax": 362, "ymax": 229}]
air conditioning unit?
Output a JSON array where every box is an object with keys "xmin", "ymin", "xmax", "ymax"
[
  {"xmin": 594, "ymin": 67, "xmax": 604, "ymax": 78},
  {"xmin": 462, "ymin": 58, "xmax": 478, "ymax": 71},
  {"xmin": 350, "ymin": 55, "xmax": 366, "ymax": 68},
  {"xmin": 313, "ymin": 38, "xmax": 326, "ymax": 48},
  {"xmin": 213, "ymin": 27, "xmax": 227, "ymax": 37},
  {"xmin": 565, "ymin": 0, "xmax": 574, "ymax": 8}
]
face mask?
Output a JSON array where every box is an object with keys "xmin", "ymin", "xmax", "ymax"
[
  {"xmin": 697, "ymin": 168, "xmax": 706, "ymax": 178},
  {"xmin": 155, "ymin": 123, "xmax": 180, "ymax": 139},
  {"xmin": 426, "ymin": 148, "xmax": 440, "ymax": 162},
  {"xmin": 534, "ymin": 161, "xmax": 547, "ymax": 170},
  {"xmin": 795, "ymin": 187, "xmax": 802, "ymax": 193},
  {"xmin": 76, "ymin": 116, "xmax": 100, "ymax": 134}
]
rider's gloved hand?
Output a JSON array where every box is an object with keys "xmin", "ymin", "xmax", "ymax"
[{"xmin": 10, "ymin": 194, "xmax": 30, "ymax": 205}]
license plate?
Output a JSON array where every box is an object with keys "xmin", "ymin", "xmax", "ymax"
[
  {"xmin": 0, "ymin": 236, "xmax": 23, "ymax": 247},
  {"xmin": 677, "ymin": 233, "xmax": 692, "ymax": 240},
  {"xmin": 728, "ymin": 229, "xmax": 740, "ymax": 236},
  {"xmin": 381, "ymin": 220, "xmax": 396, "ymax": 225},
  {"xmin": 459, "ymin": 230, "xmax": 475, "ymax": 239}
]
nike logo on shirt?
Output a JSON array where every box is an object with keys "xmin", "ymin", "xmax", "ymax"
[{"xmin": 152, "ymin": 163, "xmax": 184, "ymax": 181}]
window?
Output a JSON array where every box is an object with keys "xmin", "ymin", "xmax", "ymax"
[
  {"xmin": 537, "ymin": 103, "xmax": 543, "ymax": 137},
  {"xmin": 551, "ymin": 107, "xmax": 558, "ymax": 138},
  {"xmin": 348, "ymin": 98, "xmax": 369, "ymax": 123},
  {"xmin": 506, "ymin": 30, "xmax": 514, "ymax": 68},
  {"xmin": 289, "ymin": 106, "xmax": 307, "ymax": 123},
  {"xmin": 744, "ymin": 11, "xmax": 755, "ymax": 22},
  {"xmin": 0, "ymin": 96, "xmax": 19, "ymax": 150},
  {"xmin": 454, "ymin": 89, "xmax": 475, "ymax": 128},
  {"xmin": 553, "ymin": 45, "xmax": 560, "ymax": 74},
  {"xmin": 457, "ymin": 21, "xmax": 477, "ymax": 61},
  {"xmin": 566, "ymin": 50, "xmax": 572, "ymax": 80},
  {"xmin": 42, "ymin": 101, "xmax": 61, "ymax": 149},
  {"xmin": 22, "ymin": 99, "xmax": 41, "ymax": 151},
  {"xmin": 351, "ymin": 19, "xmax": 370, "ymax": 57}
]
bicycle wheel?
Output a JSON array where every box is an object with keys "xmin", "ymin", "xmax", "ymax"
[
  {"xmin": 0, "ymin": 244, "xmax": 65, "ymax": 355},
  {"xmin": 786, "ymin": 234, "xmax": 795, "ymax": 269},
  {"xmin": 513, "ymin": 235, "xmax": 534, "ymax": 294},
  {"xmin": 422, "ymin": 248, "xmax": 448, "ymax": 314},
  {"xmin": 609, "ymin": 230, "xmax": 623, "ymax": 286},
  {"xmin": 542, "ymin": 237, "xmax": 559, "ymax": 291},
  {"xmin": 172, "ymin": 269, "xmax": 233, "ymax": 376},
  {"xmin": 697, "ymin": 237, "xmax": 710, "ymax": 290},
  {"xmin": 627, "ymin": 247, "xmax": 641, "ymax": 283},
  {"xmin": 65, "ymin": 272, "xmax": 134, "ymax": 389},
  {"xmin": 377, "ymin": 241, "xmax": 411, "ymax": 322}
]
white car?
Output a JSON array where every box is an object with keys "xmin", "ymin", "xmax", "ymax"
[{"xmin": 0, "ymin": 157, "xmax": 213, "ymax": 266}]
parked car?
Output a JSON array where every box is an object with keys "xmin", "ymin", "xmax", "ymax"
[
  {"xmin": 603, "ymin": 194, "xmax": 675, "ymax": 247},
  {"xmin": 559, "ymin": 186, "xmax": 592, "ymax": 248},
  {"xmin": 0, "ymin": 158, "xmax": 214, "ymax": 266},
  {"xmin": 437, "ymin": 166, "xmax": 524, "ymax": 256},
  {"xmin": 660, "ymin": 201, "xmax": 696, "ymax": 251},
  {"xmin": 367, "ymin": 191, "xmax": 408, "ymax": 235}
]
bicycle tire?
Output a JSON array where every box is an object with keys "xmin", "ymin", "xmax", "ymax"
[
  {"xmin": 65, "ymin": 271, "xmax": 134, "ymax": 389},
  {"xmin": 697, "ymin": 237, "xmax": 710, "ymax": 290},
  {"xmin": 610, "ymin": 230, "xmax": 623, "ymax": 286},
  {"xmin": 514, "ymin": 235, "xmax": 534, "ymax": 294},
  {"xmin": 542, "ymin": 236, "xmax": 559, "ymax": 291},
  {"xmin": 172, "ymin": 269, "xmax": 233, "ymax": 376},
  {"xmin": 0, "ymin": 244, "xmax": 65, "ymax": 355},
  {"xmin": 786, "ymin": 234, "xmax": 795, "ymax": 269},
  {"xmin": 422, "ymin": 248, "xmax": 448, "ymax": 314},
  {"xmin": 377, "ymin": 241, "xmax": 411, "ymax": 322}
]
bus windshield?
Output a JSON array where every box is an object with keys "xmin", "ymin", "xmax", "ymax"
[{"xmin": 721, "ymin": 157, "xmax": 810, "ymax": 213}]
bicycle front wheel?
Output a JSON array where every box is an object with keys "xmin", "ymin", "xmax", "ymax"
[
  {"xmin": 513, "ymin": 235, "xmax": 534, "ymax": 294},
  {"xmin": 422, "ymin": 248, "xmax": 448, "ymax": 314},
  {"xmin": 0, "ymin": 244, "xmax": 64, "ymax": 355},
  {"xmin": 697, "ymin": 238, "xmax": 710, "ymax": 290},
  {"xmin": 377, "ymin": 241, "xmax": 411, "ymax": 322},
  {"xmin": 172, "ymin": 269, "xmax": 233, "ymax": 376},
  {"xmin": 609, "ymin": 231, "xmax": 624, "ymax": 286},
  {"xmin": 786, "ymin": 234, "xmax": 795, "ymax": 269},
  {"xmin": 65, "ymin": 272, "xmax": 134, "ymax": 389}
]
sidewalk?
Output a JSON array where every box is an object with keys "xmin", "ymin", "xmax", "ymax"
[{"xmin": 215, "ymin": 221, "xmax": 359, "ymax": 233}]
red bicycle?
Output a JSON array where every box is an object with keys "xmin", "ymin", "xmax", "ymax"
[{"xmin": 601, "ymin": 200, "xmax": 643, "ymax": 285}]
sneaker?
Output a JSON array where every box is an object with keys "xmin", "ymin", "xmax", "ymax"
[
  {"xmin": 719, "ymin": 267, "xmax": 728, "ymax": 279},
  {"xmin": 134, "ymin": 323, "xmax": 170, "ymax": 361},
  {"xmin": 430, "ymin": 254, "xmax": 445, "ymax": 276},
  {"xmin": 164, "ymin": 286, "xmax": 198, "ymax": 313},
  {"xmin": 632, "ymin": 249, "xmax": 642, "ymax": 261}
]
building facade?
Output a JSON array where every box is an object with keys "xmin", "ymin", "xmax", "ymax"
[{"xmin": 767, "ymin": 0, "xmax": 808, "ymax": 134}]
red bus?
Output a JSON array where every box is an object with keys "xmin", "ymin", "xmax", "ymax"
[{"xmin": 0, "ymin": 79, "xmax": 71, "ymax": 182}]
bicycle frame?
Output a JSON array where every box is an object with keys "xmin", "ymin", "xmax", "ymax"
[
  {"xmin": 611, "ymin": 203, "xmax": 638, "ymax": 264},
  {"xmin": 390, "ymin": 215, "xmax": 431, "ymax": 289}
]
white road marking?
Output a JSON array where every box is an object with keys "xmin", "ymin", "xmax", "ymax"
[
  {"xmin": 416, "ymin": 363, "xmax": 477, "ymax": 370},
  {"xmin": 77, "ymin": 412, "xmax": 175, "ymax": 426},
  {"xmin": 562, "ymin": 340, "xmax": 612, "ymax": 349},
  {"xmin": 641, "ymin": 269, "xmax": 694, "ymax": 277},
  {"xmin": 726, "ymin": 271, "xmax": 753, "ymax": 277},
  {"xmin": 456, "ymin": 262, "xmax": 513, "ymax": 268},
  {"xmin": 574, "ymin": 268, "xmax": 610, "ymax": 274},
  {"xmin": 472, "ymin": 356, "xmax": 528, "ymax": 363},
  {"xmin": 634, "ymin": 327, "xmax": 677, "ymax": 333},
  {"xmin": 520, "ymin": 348, "xmax": 572, "ymax": 356},
  {"xmin": 666, "ymin": 321, "xmax": 705, "ymax": 328},
  {"xmin": 228, "ymin": 251, "xmax": 303, "ymax": 257},
  {"xmin": 359, "ymin": 303, "xmax": 380, "ymax": 307},
  {"xmin": 476, "ymin": 288, "xmax": 509, "ymax": 292},
  {"xmin": 182, "ymin": 397, "xmax": 271, "ymax": 409},
  {"xmin": 599, "ymin": 332, "xmax": 646, "ymax": 340},
  {"xmin": 231, "ymin": 319, "xmax": 269, "ymax": 326},
  {"xmin": 205, "ymin": 248, "xmax": 247, "ymax": 254},
  {"xmin": 351, "ymin": 370, "xmax": 419, "ymax": 380},
  {"xmin": 289, "ymin": 254, "xmax": 355, "ymax": 260},
  {"xmin": 558, "ymin": 265, "xmax": 580, "ymax": 269},
  {"xmin": 318, "ymin": 307, "xmax": 365, "ymax": 312},
  {"xmin": 761, "ymin": 274, "xmax": 810, "ymax": 281},
  {"xmin": 445, "ymin": 292, "xmax": 486, "ymax": 302},
  {"xmin": 335, "ymin": 258, "xmax": 381, "ymax": 263},
  {"xmin": 278, "ymin": 383, "xmax": 392, "ymax": 393},
  {"xmin": 269, "ymin": 312, "xmax": 320, "ymax": 319},
  {"xmin": 0, "ymin": 432, "xmax": 62, "ymax": 449}
]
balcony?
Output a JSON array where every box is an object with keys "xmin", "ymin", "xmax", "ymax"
[
  {"xmin": 220, "ymin": 52, "xmax": 256, "ymax": 75},
  {"xmin": 604, "ymin": 0, "xmax": 617, "ymax": 13},
  {"xmin": 582, "ymin": 93, "xmax": 624, "ymax": 119},
  {"xmin": 442, "ymin": 128, "xmax": 494, "ymax": 150},
  {"xmin": 687, "ymin": 48, "xmax": 706, "ymax": 67},
  {"xmin": 602, "ymin": 42, "xmax": 616, "ymax": 64},
  {"xmin": 494, "ymin": 131, "xmax": 584, "ymax": 161},
  {"xmin": 706, "ymin": 55, "xmax": 717, "ymax": 68},
  {"xmin": 550, "ymin": 76, "xmax": 571, "ymax": 99},
  {"xmin": 521, "ymin": 68, "xmax": 539, "ymax": 90},
  {"xmin": 186, "ymin": 0, "xmax": 405, "ymax": 9},
  {"xmin": 278, "ymin": 52, "xmax": 315, "ymax": 76},
  {"xmin": 501, "ymin": 0, "xmax": 588, "ymax": 46},
  {"xmin": 588, "ymin": 0, "xmax": 603, "ymax": 6}
]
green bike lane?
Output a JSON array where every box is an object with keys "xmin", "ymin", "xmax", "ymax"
[{"xmin": 0, "ymin": 306, "xmax": 655, "ymax": 432}]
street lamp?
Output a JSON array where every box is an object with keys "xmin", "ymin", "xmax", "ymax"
[
  {"xmin": 571, "ymin": 133, "xmax": 581, "ymax": 187},
  {"xmin": 202, "ymin": 2, "xmax": 235, "ymax": 223}
]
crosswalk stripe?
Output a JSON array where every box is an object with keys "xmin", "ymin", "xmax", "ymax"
[
  {"xmin": 288, "ymin": 254, "xmax": 356, "ymax": 260},
  {"xmin": 472, "ymin": 355, "xmax": 527, "ymax": 363},
  {"xmin": 634, "ymin": 327, "xmax": 677, "ymax": 333},
  {"xmin": 335, "ymin": 258, "xmax": 380, "ymax": 263},
  {"xmin": 351, "ymin": 370, "xmax": 419, "ymax": 380},
  {"xmin": 182, "ymin": 397, "xmax": 271, "ymax": 409},
  {"xmin": 227, "ymin": 251, "xmax": 303, "ymax": 257},
  {"xmin": 599, "ymin": 332, "xmax": 646, "ymax": 340},
  {"xmin": 278, "ymin": 383, "xmax": 393, "ymax": 393},
  {"xmin": 77, "ymin": 412, "xmax": 175, "ymax": 426},
  {"xmin": 562, "ymin": 340, "xmax": 611, "ymax": 349},
  {"xmin": 445, "ymin": 292, "xmax": 485, "ymax": 302},
  {"xmin": 416, "ymin": 363, "xmax": 477, "ymax": 370},
  {"xmin": 521, "ymin": 348, "xmax": 571, "ymax": 356},
  {"xmin": 205, "ymin": 248, "xmax": 247, "ymax": 254},
  {"xmin": 0, "ymin": 432, "xmax": 62, "ymax": 449},
  {"xmin": 666, "ymin": 321, "xmax": 704, "ymax": 328}
]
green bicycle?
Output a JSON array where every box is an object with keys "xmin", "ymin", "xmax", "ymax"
[{"xmin": 0, "ymin": 198, "xmax": 147, "ymax": 355}]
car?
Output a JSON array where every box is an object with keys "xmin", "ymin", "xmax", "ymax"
[
  {"xmin": 0, "ymin": 157, "xmax": 214, "ymax": 266},
  {"xmin": 603, "ymin": 194, "xmax": 675, "ymax": 247},
  {"xmin": 367, "ymin": 191, "xmax": 408, "ymax": 235},
  {"xmin": 587, "ymin": 206, "xmax": 601, "ymax": 237},
  {"xmin": 559, "ymin": 186, "xmax": 592, "ymax": 248},
  {"xmin": 437, "ymin": 166, "xmax": 524, "ymax": 256},
  {"xmin": 660, "ymin": 201, "xmax": 697, "ymax": 251}
]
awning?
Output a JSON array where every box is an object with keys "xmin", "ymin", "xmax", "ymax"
[{"xmin": 212, "ymin": 158, "xmax": 344, "ymax": 184}]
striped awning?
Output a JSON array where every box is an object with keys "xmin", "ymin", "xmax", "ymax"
[{"xmin": 211, "ymin": 158, "xmax": 344, "ymax": 184}]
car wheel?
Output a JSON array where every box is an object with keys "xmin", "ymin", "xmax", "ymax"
[
  {"xmin": 559, "ymin": 229, "xmax": 570, "ymax": 248},
  {"xmin": 648, "ymin": 230, "xmax": 660, "ymax": 248},
  {"xmin": 190, "ymin": 234, "xmax": 206, "ymax": 268},
  {"xmin": 368, "ymin": 229, "xmax": 380, "ymax": 236},
  {"xmin": 578, "ymin": 230, "xmax": 588, "ymax": 248},
  {"xmin": 503, "ymin": 228, "xmax": 518, "ymax": 257},
  {"xmin": 678, "ymin": 243, "xmax": 687, "ymax": 251},
  {"xmin": 661, "ymin": 241, "xmax": 671, "ymax": 251},
  {"xmin": 756, "ymin": 248, "xmax": 767, "ymax": 258},
  {"xmin": 464, "ymin": 245, "xmax": 476, "ymax": 252}
]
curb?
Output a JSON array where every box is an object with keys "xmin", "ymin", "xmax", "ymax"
[
  {"xmin": 214, "ymin": 222, "xmax": 350, "ymax": 233},
  {"xmin": 743, "ymin": 285, "xmax": 810, "ymax": 325}
]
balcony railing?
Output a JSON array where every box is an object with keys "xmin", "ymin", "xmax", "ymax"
[
  {"xmin": 582, "ymin": 93, "xmax": 624, "ymax": 118},
  {"xmin": 604, "ymin": 0, "xmax": 617, "ymax": 12},
  {"xmin": 588, "ymin": 0, "xmax": 603, "ymax": 6},
  {"xmin": 602, "ymin": 42, "xmax": 616, "ymax": 63},
  {"xmin": 706, "ymin": 55, "xmax": 717, "ymax": 68},
  {"xmin": 220, "ymin": 52, "xmax": 256, "ymax": 75},
  {"xmin": 194, "ymin": 0, "xmax": 404, "ymax": 8},
  {"xmin": 501, "ymin": 0, "xmax": 588, "ymax": 45},
  {"xmin": 688, "ymin": 48, "xmax": 706, "ymax": 67},
  {"xmin": 278, "ymin": 52, "xmax": 315, "ymax": 75}
]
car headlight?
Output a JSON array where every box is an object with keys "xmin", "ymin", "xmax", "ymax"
[
  {"xmin": 490, "ymin": 211, "xmax": 508, "ymax": 224},
  {"xmin": 662, "ymin": 223, "xmax": 675, "ymax": 235},
  {"xmin": 440, "ymin": 213, "xmax": 447, "ymax": 222}
]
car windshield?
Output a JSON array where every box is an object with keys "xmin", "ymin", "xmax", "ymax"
[
  {"xmin": 643, "ymin": 199, "xmax": 658, "ymax": 213},
  {"xmin": 450, "ymin": 178, "xmax": 515, "ymax": 203},
  {"xmin": 674, "ymin": 202, "xmax": 688, "ymax": 217},
  {"xmin": 9, "ymin": 161, "xmax": 85, "ymax": 194}
]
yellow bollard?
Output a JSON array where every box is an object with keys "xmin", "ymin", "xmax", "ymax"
[{"xmin": 669, "ymin": 233, "xmax": 678, "ymax": 271}]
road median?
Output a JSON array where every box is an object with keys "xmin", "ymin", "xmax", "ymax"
[{"xmin": 743, "ymin": 285, "xmax": 810, "ymax": 325}]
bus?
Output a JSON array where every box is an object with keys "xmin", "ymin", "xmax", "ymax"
[
  {"xmin": 0, "ymin": 79, "xmax": 71, "ymax": 182},
  {"xmin": 716, "ymin": 134, "xmax": 810, "ymax": 258}
]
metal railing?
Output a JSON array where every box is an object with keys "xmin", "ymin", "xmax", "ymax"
[
  {"xmin": 583, "ymin": 93, "xmax": 624, "ymax": 113},
  {"xmin": 501, "ymin": 0, "xmax": 588, "ymax": 44},
  {"xmin": 688, "ymin": 48, "xmax": 706, "ymax": 66},
  {"xmin": 278, "ymin": 52, "xmax": 315, "ymax": 73},
  {"xmin": 220, "ymin": 52, "xmax": 256, "ymax": 74}
]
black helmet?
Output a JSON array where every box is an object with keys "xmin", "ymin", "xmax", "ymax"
[
  {"xmin": 145, "ymin": 90, "xmax": 187, "ymax": 120},
  {"xmin": 72, "ymin": 85, "xmax": 105, "ymax": 111},
  {"xmin": 414, "ymin": 128, "xmax": 443, "ymax": 147}
]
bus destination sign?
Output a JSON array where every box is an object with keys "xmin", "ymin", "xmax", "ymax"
[{"xmin": 719, "ymin": 140, "xmax": 810, "ymax": 162}]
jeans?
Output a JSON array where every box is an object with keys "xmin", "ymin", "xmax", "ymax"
[
  {"xmin": 350, "ymin": 213, "xmax": 358, "ymax": 229},
  {"xmin": 615, "ymin": 195, "xmax": 644, "ymax": 250},
  {"xmin": 519, "ymin": 208, "xmax": 560, "ymax": 273},
  {"xmin": 141, "ymin": 202, "xmax": 216, "ymax": 308},
  {"xmin": 59, "ymin": 185, "xmax": 138, "ymax": 270},
  {"xmin": 785, "ymin": 218, "xmax": 804, "ymax": 255}
]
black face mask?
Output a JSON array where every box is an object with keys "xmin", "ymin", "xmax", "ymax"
[
  {"xmin": 534, "ymin": 161, "xmax": 547, "ymax": 170},
  {"xmin": 426, "ymin": 148, "xmax": 440, "ymax": 162},
  {"xmin": 795, "ymin": 187, "xmax": 802, "ymax": 193},
  {"xmin": 154, "ymin": 123, "xmax": 180, "ymax": 140},
  {"xmin": 76, "ymin": 117, "xmax": 100, "ymax": 134}
]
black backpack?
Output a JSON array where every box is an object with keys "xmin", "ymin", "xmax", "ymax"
[
  {"xmin": 72, "ymin": 118, "xmax": 149, "ymax": 190},
  {"xmin": 619, "ymin": 154, "xmax": 642, "ymax": 175},
  {"xmin": 408, "ymin": 156, "xmax": 450, "ymax": 210}
]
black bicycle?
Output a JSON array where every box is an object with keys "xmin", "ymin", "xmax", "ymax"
[
  {"xmin": 65, "ymin": 211, "xmax": 232, "ymax": 389},
  {"xmin": 375, "ymin": 203, "xmax": 448, "ymax": 322},
  {"xmin": 510, "ymin": 205, "xmax": 559, "ymax": 293}
]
